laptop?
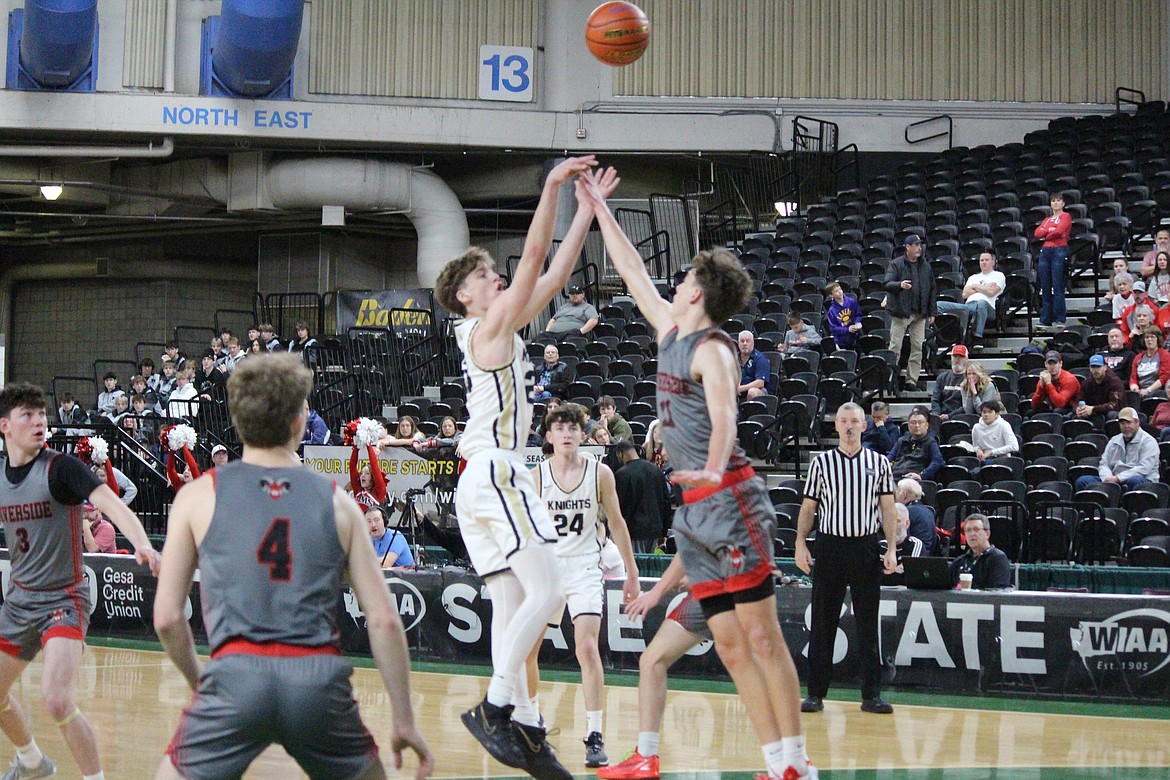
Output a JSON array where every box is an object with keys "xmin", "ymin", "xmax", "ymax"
[{"xmin": 902, "ymin": 557, "xmax": 953, "ymax": 590}]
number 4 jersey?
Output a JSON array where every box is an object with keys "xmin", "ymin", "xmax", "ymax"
[
  {"xmin": 199, "ymin": 461, "xmax": 345, "ymax": 653},
  {"xmin": 538, "ymin": 457, "xmax": 604, "ymax": 558}
]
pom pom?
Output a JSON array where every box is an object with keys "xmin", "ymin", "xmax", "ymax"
[
  {"xmin": 75, "ymin": 437, "xmax": 94, "ymax": 464},
  {"xmin": 353, "ymin": 418, "xmax": 384, "ymax": 448},
  {"xmin": 167, "ymin": 424, "xmax": 197, "ymax": 452},
  {"xmin": 342, "ymin": 419, "xmax": 360, "ymax": 447},
  {"xmin": 89, "ymin": 437, "xmax": 109, "ymax": 466}
]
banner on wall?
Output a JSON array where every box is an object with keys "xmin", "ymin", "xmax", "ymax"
[
  {"xmin": 9, "ymin": 548, "xmax": 1168, "ymax": 703},
  {"xmin": 335, "ymin": 289, "xmax": 436, "ymax": 337}
]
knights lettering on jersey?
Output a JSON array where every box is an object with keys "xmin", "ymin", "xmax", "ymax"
[
  {"xmin": 454, "ymin": 318, "xmax": 535, "ymax": 458},
  {"xmin": 539, "ymin": 458, "xmax": 604, "ymax": 558}
]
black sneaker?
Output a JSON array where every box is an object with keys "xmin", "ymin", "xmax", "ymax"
[
  {"xmin": 861, "ymin": 697, "xmax": 894, "ymax": 714},
  {"xmin": 515, "ymin": 721, "xmax": 573, "ymax": 780},
  {"xmin": 800, "ymin": 696, "xmax": 824, "ymax": 712},
  {"xmin": 584, "ymin": 731, "xmax": 609, "ymax": 767},
  {"xmin": 462, "ymin": 699, "xmax": 525, "ymax": 768}
]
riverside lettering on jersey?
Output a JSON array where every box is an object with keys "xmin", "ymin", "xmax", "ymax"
[{"xmin": 0, "ymin": 501, "xmax": 52, "ymax": 522}]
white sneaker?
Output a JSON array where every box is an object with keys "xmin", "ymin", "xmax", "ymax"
[{"xmin": 1, "ymin": 756, "xmax": 56, "ymax": 780}]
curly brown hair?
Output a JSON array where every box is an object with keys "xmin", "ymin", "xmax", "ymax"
[
  {"xmin": 691, "ymin": 248, "xmax": 752, "ymax": 325},
  {"xmin": 544, "ymin": 402, "xmax": 587, "ymax": 432},
  {"xmin": 0, "ymin": 382, "xmax": 47, "ymax": 419},
  {"xmin": 227, "ymin": 353, "xmax": 312, "ymax": 448},
  {"xmin": 435, "ymin": 247, "xmax": 494, "ymax": 316}
]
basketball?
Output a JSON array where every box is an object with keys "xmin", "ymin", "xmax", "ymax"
[{"xmin": 585, "ymin": 2, "xmax": 650, "ymax": 66}]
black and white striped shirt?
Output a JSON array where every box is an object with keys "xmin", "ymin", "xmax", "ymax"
[{"xmin": 803, "ymin": 447, "xmax": 894, "ymax": 537}]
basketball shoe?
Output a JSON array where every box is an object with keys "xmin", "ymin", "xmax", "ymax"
[
  {"xmin": 754, "ymin": 761, "xmax": 819, "ymax": 780},
  {"xmin": 1, "ymin": 755, "xmax": 55, "ymax": 780},
  {"xmin": 514, "ymin": 722, "xmax": 572, "ymax": 780},
  {"xmin": 597, "ymin": 750, "xmax": 659, "ymax": 779},
  {"xmin": 584, "ymin": 731, "xmax": 608, "ymax": 767},
  {"xmin": 461, "ymin": 698, "xmax": 524, "ymax": 768}
]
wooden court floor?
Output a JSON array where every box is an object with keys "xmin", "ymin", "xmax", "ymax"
[{"xmin": 4, "ymin": 642, "xmax": 1167, "ymax": 779}]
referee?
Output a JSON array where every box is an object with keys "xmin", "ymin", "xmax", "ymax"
[{"xmin": 795, "ymin": 401, "xmax": 898, "ymax": 714}]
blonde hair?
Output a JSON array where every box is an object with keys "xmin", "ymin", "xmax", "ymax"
[{"xmin": 964, "ymin": 361, "xmax": 991, "ymax": 394}]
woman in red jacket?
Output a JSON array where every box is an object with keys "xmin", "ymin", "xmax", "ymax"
[
  {"xmin": 1129, "ymin": 325, "xmax": 1170, "ymax": 405},
  {"xmin": 1034, "ymin": 191, "xmax": 1072, "ymax": 328},
  {"xmin": 349, "ymin": 443, "xmax": 387, "ymax": 506}
]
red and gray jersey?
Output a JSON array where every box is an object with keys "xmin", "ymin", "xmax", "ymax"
[
  {"xmin": 0, "ymin": 450, "xmax": 86, "ymax": 591},
  {"xmin": 199, "ymin": 462, "xmax": 345, "ymax": 653},
  {"xmin": 656, "ymin": 327, "xmax": 750, "ymax": 473}
]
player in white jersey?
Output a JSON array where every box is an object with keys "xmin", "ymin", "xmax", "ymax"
[
  {"xmin": 434, "ymin": 158, "xmax": 617, "ymax": 780},
  {"xmin": 526, "ymin": 404, "xmax": 639, "ymax": 769}
]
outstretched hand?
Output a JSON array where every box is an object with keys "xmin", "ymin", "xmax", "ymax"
[
  {"xmin": 548, "ymin": 155, "xmax": 598, "ymax": 188},
  {"xmin": 390, "ymin": 723, "xmax": 435, "ymax": 780},
  {"xmin": 137, "ymin": 546, "xmax": 162, "ymax": 577},
  {"xmin": 580, "ymin": 167, "xmax": 620, "ymax": 209}
]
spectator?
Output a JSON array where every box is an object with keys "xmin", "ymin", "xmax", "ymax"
[
  {"xmin": 1029, "ymin": 351, "xmax": 1080, "ymax": 417},
  {"xmin": 861, "ymin": 401, "xmax": 900, "ymax": 457},
  {"xmin": 166, "ymin": 367, "xmax": 199, "ymax": 419},
  {"xmin": 366, "ymin": 504, "xmax": 415, "ymax": 569},
  {"xmin": 246, "ymin": 325, "xmax": 260, "ymax": 347},
  {"xmin": 109, "ymin": 394, "xmax": 131, "ymax": 426},
  {"xmin": 416, "ymin": 415, "xmax": 462, "ymax": 454},
  {"xmin": 780, "ymin": 311, "xmax": 822, "ymax": 352},
  {"xmin": 883, "ymin": 234, "xmax": 937, "ymax": 391},
  {"xmin": 1111, "ymin": 273, "xmax": 1136, "ymax": 320},
  {"xmin": 949, "ymin": 514, "xmax": 1013, "ymax": 589},
  {"xmin": 154, "ymin": 358, "xmax": 177, "ymax": 414},
  {"xmin": 194, "ymin": 352, "xmax": 226, "ymax": 402},
  {"xmin": 93, "ymin": 462, "xmax": 138, "ymax": 506},
  {"xmin": 597, "ymin": 395, "xmax": 633, "ymax": 442},
  {"xmin": 1102, "ymin": 327, "xmax": 1135, "ymax": 382},
  {"xmin": 736, "ymin": 330, "xmax": 772, "ymax": 399},
  {"xmin": 612, "ymin": 440, "xmax": 672, "ymax": 554},
  {"xmin": 381, "ymin": 416, "xmax": 425, "ymax": 447},
  {"xmin": 1129, "ymin": 326, "xmax": 1170, "ymax": 403},
  {"xmin": 644, "ymin": 419, "xmax": 669, "ymax": 473},
  {"xmin": 96, "ymin": 372, "xmax": 125, "ymax": 418},
  {"xmin": 880, "ymin": 504, "xmax": 925, "ymax": 585},
  {"xmin": 1034, "ymin": 191, "xmax": 1071, "ymax": 329},
  {"xmin": 888, "ymin": 406, "xmax": 943, "ymax": 481},
  {"xmin": 128, "ymin": 374, "xmax": 157, "ymax": 411},
  {"xmin": 545, "ymin": 284, "xmax": 599, "ymax": 335},
  {"xmin": 532, "ymin": 344, "xmax": 572, "ymax": 402},
  {"xmin": 1074, "ymin": 354, "xmax": 1124, "ymax": 428},
  {"xmin": 210, "ymin": 443, "xmax": 230, "ymax": 469},
  {"xmin": 302, "ymin": 406, "xmax": 331, "ymax": 445},
  {"xmin": 259, "ymin": 322, "xmax": 283, "ymax": 352},
  {"xmin": 959, "ymin": 361, "xmax": 1000, "ymax": 414},
  {"xmin": 1075, "ymin": 407, "xmax": 1160, "ymax": 492},
  {"xmin": 217, "ymin": 327, "xmax": 233, "ymax": 350},
  {"xmin": 1119, "ymin": 280, "xmax": 1159, "ymax": 335},
  {"xmin": 126, "ymin": 393, "xmax": 157, "ymax": 444},
  {"xmin": 932, "ymin": 345, "xmax": 969, "ymax": 421},
  {"xmin": 1103, "ymin": 257, "xmax": 1130, "ymax": 302},
  {"xmin": 219, "ymin": 337, "xmax": 246, "ymax": 375},
  {"xmin": 825, "ymin": 281, "xmax": 862, "ymax": 350},
  {"xmin": 138, "ymin": 357, "xmax": 159, "ymax": 393},
  {"xmin": 208, "ymin": 336, "xmax": 224, "ymax": 363},
  {"xmin": 287, "ymin": 320, "xmax": 318, "ymax": 353},
  {"xmin": 971, "ymin": 399, "xmax": 1018, "ymax": 465},
  {"xmin": 894, "ymin": 478, "xmax": 936, "ymax": 555},
  {"xmin": 1140, "ymin": 227, "xmax": 1170, "ymax": 277},
  {"xmin": 57, "ymin": 392, "xmax": 86, "ymax": 429},
  {"xmin": 1151, "ymin": 251, "xmax": 1170, "ymax": 305},
  {"xmin": 162, "ymin": 341, "xmax": 186, "ymax": 371},
  {"xmin": 81, "ymin": 502, "xmax": 117, "ymax": 554},
  {"xmin": 935, "ymin": 251, "xmax": 1005, "ymax": 348},
  {"xmin": 247, "ymin": 338, "xmax": 267, "ymax": 356}
]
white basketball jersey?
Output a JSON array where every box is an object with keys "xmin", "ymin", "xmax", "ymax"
[
  {"xmin": 454, "ymin": 317, "xmax": 535, "ymax": 458},
  {"xmin": 538, "ymin": 457, "xmax": 604, "ymax": 558}
]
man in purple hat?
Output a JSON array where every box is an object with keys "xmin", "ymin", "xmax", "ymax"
[{"xmin": 883, "ymin": 234, "xmax": 937, "ymax": 392}]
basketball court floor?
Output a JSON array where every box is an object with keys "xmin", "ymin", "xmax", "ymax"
[{"xmin": 12, "ymin": 640, "xmax": 1168, "ymax": 779}]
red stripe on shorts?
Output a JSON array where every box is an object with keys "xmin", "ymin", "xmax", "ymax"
[
  {"xmin": 0, "ymin": 637, "xmax": 22, "ymax": 658},
  {"xmin": 211, "ymin": 639, "xmax": 340, "ymax": 659},
  {"xmin": 41, "ymin": 626, "xmax": 84, "ymax": 644}
]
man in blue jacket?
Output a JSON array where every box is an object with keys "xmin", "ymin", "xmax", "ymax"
[{"xmin": 888, "ymin": 406, "xmax": 943, "ymax": 482}]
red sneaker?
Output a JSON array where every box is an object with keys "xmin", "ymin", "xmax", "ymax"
[
  {"xmin": 755, "ymin": 762, "xmax": 819, "ymax": 780},
  {"xmin": 597, "ymin": 751, "xmax": 659, "ymax": 780}
]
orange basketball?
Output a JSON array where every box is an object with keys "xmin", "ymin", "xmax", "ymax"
[{"xmin": 585, "ymin": 2, "xmax": 650, "ymax": 66}]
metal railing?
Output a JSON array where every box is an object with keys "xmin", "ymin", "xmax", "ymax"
[
  {"xmin": 905, "ymin": 115, "xmax": 953, "ymax": 148},
  {"xmin": 1115, "ymin": 87, "xmax": 1145, "ymax": 113}
]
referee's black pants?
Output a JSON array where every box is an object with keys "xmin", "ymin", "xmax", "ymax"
[{"xmin": 807, "ymin": 532, "xmax": 883, "ymax": 701}]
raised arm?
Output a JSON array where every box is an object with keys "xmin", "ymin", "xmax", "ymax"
[
  {"xmin": 597, "ymin": 463, "xmax": 640, "ymax": 604},
  {"xmin": 581, "ymin": 168, "xmax": 675, "ymax": 336}
]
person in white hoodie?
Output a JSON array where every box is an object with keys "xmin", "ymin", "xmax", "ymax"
[{"xmin": 971, "ymin": 399, "xmax": 1018, "ymax": 465}]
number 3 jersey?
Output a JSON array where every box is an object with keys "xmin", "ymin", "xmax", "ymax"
[
  {"xmin": 538, "ymin": 457, "xmax": 604, "ymax": 558},
  {"xmin": 454, "ymin": 318, "xmax": 535, "ymax": 458},
  {"xmin": 199, "ymin": 461, "xmax": 345, "ymax": 653}
]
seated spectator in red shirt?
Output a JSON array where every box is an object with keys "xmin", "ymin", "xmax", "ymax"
[
  {"xmin": 82, "ymin": 502, "xmax": 117, "ymax": 553},
  {"xmin": 1028, "ymin": 351, "xmax": 1080, "ymax": 417},
  {"xmin": 1129, "ymin": 326, "xmax": 1170, "ymax": 405}
]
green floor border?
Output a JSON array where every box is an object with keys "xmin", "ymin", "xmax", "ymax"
[{"xmin": 89, "ymin": 635, "xmax": 1170, "ymax": 722}]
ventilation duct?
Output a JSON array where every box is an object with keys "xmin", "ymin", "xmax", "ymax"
[
  {"xmin": 264, "ymin": 158, "xmax": 469, "ymax": 286},
  {"xmin": 204, "ymin": 0, "xmax": 302, "ymax": 99},
  {"xmin": 6, "ymin": 0, "xmax": 98, "ymax": 91}
]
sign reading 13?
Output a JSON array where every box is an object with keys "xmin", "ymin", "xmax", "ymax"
[{"xmin": 478, "ymin": 45, "xmax": 534, "ymax": 103}]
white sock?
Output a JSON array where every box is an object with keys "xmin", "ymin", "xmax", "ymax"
[
  {"xmin": 585, "ymin": 710, "xmax": 603, "ymax": 736},
  {"xmin": 765, "ymin": 736, "xmax": 808, "ymax": 776},
  {"xmin": 485, "ymin": 672, "xmax": 515, "ymax": 708},
  {"xmin": 637, "ymin": 731, "xmax": 659, "ymax": 757},
  {"xmin": 530, "ymin": 696, "xmax": 540, "ymax": 719},
  {"xmin": 83, "ymin": 774, "xmax": 105, "ymax": 780},
  {"xmin": 14, "ymin": 740, "xmax": 42, "ymax": 769}
]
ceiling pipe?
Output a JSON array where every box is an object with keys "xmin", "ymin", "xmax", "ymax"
[
  {"xmin": 265, "ymin": 158, "xmax": 468, "ymax": 286},
  {"xmin": 163, "ymin": 0, "xmax": 177, "ymax": 93},
  {"xmin": 0, "ymin": 137, "xmax": 174, "ymax": 158}
]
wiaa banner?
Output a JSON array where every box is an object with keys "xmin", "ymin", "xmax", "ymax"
[{"xmin": 4, "ymin": 549, "xmax": 1167, "ymax": 704}]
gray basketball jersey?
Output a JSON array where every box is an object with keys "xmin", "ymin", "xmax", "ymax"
[
  {"xmin": 199, "ymin": 462, "xmax": 345, "ymax": 652},
  {"xmin": 0, "ymin": 451, "xmax": 84, "ymax": 591},
  {"xmin": 656, "ymin": 327, "xmax": 750, "ymax": 473}
]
